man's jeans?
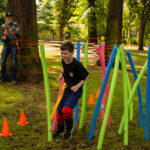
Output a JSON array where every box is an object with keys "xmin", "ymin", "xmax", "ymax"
[{"xmin": 1, "ymin": 45, "xmax": 17, "ymax": 81}]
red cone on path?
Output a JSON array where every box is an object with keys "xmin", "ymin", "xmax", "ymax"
[
  {"xmin": 87, "ymin": 93, "xmax": 95, "ymax": 105},
  {"xmin": 18, "ymin": 110, "xmax": 28, "ymax": 126},
  {"xmin": 0, "ymin": 118, "xmax": 12, "ymax": 137}
]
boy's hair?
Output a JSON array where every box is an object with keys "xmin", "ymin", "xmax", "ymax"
[{"xmin": 60, "ymin": 42, "xmax": 74, "ymax": 52}]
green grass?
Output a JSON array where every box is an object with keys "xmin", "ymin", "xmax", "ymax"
[{"xmin": 0, "ymin": 44, "xmax": 149, "ymax": 150}]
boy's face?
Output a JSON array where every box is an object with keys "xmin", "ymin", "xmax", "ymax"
[{"xmin": 61, "ymin": 50, "xmax": 74, "ymax": 63}]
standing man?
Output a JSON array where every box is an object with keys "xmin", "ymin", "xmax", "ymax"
[{"xmin": 0, "ymin": 12, "xmax": 20, "ymax": 84}]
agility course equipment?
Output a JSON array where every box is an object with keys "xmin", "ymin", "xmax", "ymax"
[
  {"xmin": 97, "ymin": 46, "xmax": 121, "ymax": 149},
  {"xmin": 145, "ymin": 47, "xmax": 150, "ymax": 140},
  {"xmin": 118, "ymin": 59, "xmax": 147, "ymax": 135},
  {"xmin": 75, "ymin": 42, "xmax": 81, "ymax": 122},
  {"xmin": 87, "ymin": 44, "xmax": 149, "ymax": 149},
  {"xmin": 40, "ymin": 43, "xmax": 52, "ymax": 142},
  {"xmin": 96, "ymin": 87, "xmax": 100, "ymax": 98},
  {"xmin": 96, "ymin": 44, "xmax": 110, "ymax": 126},
  {"xmin": 88, "ymin": 45, "xmax": 118, "ymax": 140},
  {"xmin": 126, "ymin": 51, "xmax": 143, "ymax": 127},
  {"xmin": 39, "ymin": 41, "xmax": 149, "ymax": 149},
  {"xmin": 0, "ymin": 119, "xmax": 12, "ymax": 137},
  {"xmin": 52, "ymin": 78, "xmax": 64, "ymax": 131},
  {"xmin": 18, "ymin": 110, "xmax": 28, "ymax": 126},
  {"xmin": 87, "ymin": 93, "xmax": 95, "ymax": 105},
  {"xmin": 50, "ymin": 83, "xmax": 67, "ymax": 120},
  {"xmin": 79, "ymin": 43, "xmax": 88, "ymax": 129}
]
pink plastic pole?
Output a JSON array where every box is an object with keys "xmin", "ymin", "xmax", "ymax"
[
  {"xmin": 100, "ymin": 44, "xmax": 105, "ymax": 118},
  {"xmin": 96, "ymin": 45, "xmax": 111, "ymax": 126},
  {"xmin": 52, "ymin": 78, "xmax": 64, "ymax": 131},
  {"xmin": 101, "ymin": 44, "xmax": 110, "ymax": 126},
  {"xmin": 101, "ymin": 69, "xmax": 105, "ymax": 119}
]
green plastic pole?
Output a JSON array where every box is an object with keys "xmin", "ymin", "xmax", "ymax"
[
  {"xmin": 120, "ymin": 45, "xmax": 128, "ymax": 146},
  {"xmin": 40, "ymin": 43, "xmax": 52, "ymax": 142},
  {"xmin": 126, "ymin": 70, "xmax": 133, "ymax": 121},
  {"xmin": 79, "ymin": 43, "xmax": 88, "ymax": 129},
  {"xmin": 97, "ymin": 50, "xmax": 120, "ymax": 150},
  {"xmin": 118, "ymin": 59, "xmax": 148, "ymax": 134}
]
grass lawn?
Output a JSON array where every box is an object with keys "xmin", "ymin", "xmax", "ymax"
[{"xmin": 0, "ymin": 43, "xmax": 149, "ymax": 150}]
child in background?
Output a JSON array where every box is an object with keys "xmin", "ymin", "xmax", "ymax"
[{"xmin": 54, "ymin": 42, "xmax": 90, "ymax": 139}]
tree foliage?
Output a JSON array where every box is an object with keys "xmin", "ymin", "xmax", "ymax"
[
  {"xmin": 0, "ymin": 0, "xmax": 6, "ymax": 25},
  {"xmin": 37, "ymin": 2, "xmax": 55, "ymax": 40}
]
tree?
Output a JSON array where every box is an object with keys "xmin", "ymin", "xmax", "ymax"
[
  {"xmin": 54, "ymin": 0, "xmax": 78, "ymax": 40},
  {"xmin": 7, "ymin": 0, "xmax": 42, "ymax": 82},
  {"xmin": 105, "ymin": 0, "xmax": 123, "ymax": 64},
  {"xmin": 128, "ymin": 0, "xmax": 150, "ymax": 50},
  {"xmin": 87, "ymin": 0, "xmax": 97, "ymax": 43}
]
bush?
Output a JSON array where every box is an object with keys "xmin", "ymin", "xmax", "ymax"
[
  {"xmin": 122, "ymin": 39, "xmax": 128, "ymax": 44},
  {"xmin": 131, "ymin": 37, "xmax": 138, "ymax": 45}
]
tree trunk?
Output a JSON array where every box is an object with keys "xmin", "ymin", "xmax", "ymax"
[
  {"xmin": 7, "ymin": 0, "xmax": 42, "ymax": 82},
  {"xmin": 59, "ymin": 26, "xmax": 64, "ymax": 41},
  {"xmin": 87, "ymin": 0, "xmax": 97, "ymax": 43},
  {"xmin": 105, "ymin": 0, "xmax": 123, "ymax": 65},
  {"xmin": 138, "ymin": 16, "xmax": 146, "ymax": 51}
]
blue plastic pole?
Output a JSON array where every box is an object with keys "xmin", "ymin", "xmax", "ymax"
[
  {"xmin": 126, "ymin": 51, "xmax": 143, "ymax": 128},
  {"xmin": 75, "ymin": 42, "xmax": 80, "ymax": 122},
  {"xmin": 88, "ymin": 45, "xmax": 118, "ymax": 140},
  {"xmin": 145, "ymin": 46, "xmax": 150, "ymax": 140}
]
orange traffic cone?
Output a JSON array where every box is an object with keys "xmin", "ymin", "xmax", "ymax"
[
  {"xmin": 18, "ymin": 110, "xmax": 28, "ymax": 126},
  {"xmin": 96, "ymin": 87, "xmax": 100, "ymax": 98},
  {"xmin": 87, "ymin": 93, "xmax": 95, "ymax": 105},
  {"xmin": 0, "ymin": 118, "xmax": 12, "ymax": 137}
]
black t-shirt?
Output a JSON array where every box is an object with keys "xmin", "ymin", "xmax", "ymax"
[{"xmin": 62, "ymin": 58, "xmax": 89, "ymax": 88}]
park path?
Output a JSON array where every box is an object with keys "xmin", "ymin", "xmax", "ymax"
[
  {"xmin": 43, "ymin": 41, "xmax": 98, "ymax": 63},
  {"xmin": 43, "ymin": 40, "xmax": 148, "ymax": 64}
]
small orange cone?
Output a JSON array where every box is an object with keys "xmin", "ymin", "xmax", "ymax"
[
  {"xmin": 96, "ymin": 87, "xmax": 100, "ymax": 98},
  {"xmin": 87, "ymin": 93, "xmax": 95, "ymax": 105},
  {"xmin": 0, "ymin": 118, "xmax": 12, "ymax": 137},
  {"xmin": 18, "ymin": 110, "xmax": 28, "ymax": 126}
]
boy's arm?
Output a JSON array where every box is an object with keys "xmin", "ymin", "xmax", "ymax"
[{"xmin": 71, "ymin": 74, "xmax": 90, "ymax": 92}]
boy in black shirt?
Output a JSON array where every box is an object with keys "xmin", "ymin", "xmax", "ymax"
[{"xmin": 54, "ymin": 42, "xmax": 90, "ymax": 139}]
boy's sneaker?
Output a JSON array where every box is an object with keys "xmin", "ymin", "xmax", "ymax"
[
  {"xmin": 53, "ymin": 124, "xmax": 64, "ymax": 138},
  {"xmin": 64, "ymin": 124, "xmax": 74, "ymax": 139}
]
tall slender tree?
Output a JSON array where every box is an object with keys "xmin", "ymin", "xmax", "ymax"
[
  {"xmin": 7, "ymin": 0, "xmax": 42, "ymax": 82},
  {"xmin": 105, "ymin": 0, "xmax": 123, "ymax": 64},
  {"xmin": 127, "ymin": 0, "xmax": 150, "ymax": 50},
  {"xmin": 87, "ymin": 0, "xmax": 97, "ymax": 43}
]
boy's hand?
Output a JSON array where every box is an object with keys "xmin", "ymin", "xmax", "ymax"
[
  {"xmin": 71, "ymin": 85, "xmax": 79, "ymax": 92},
  {"xmin": 58, "ymin": 73, "xmax": 63, "ymax": 82}
]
